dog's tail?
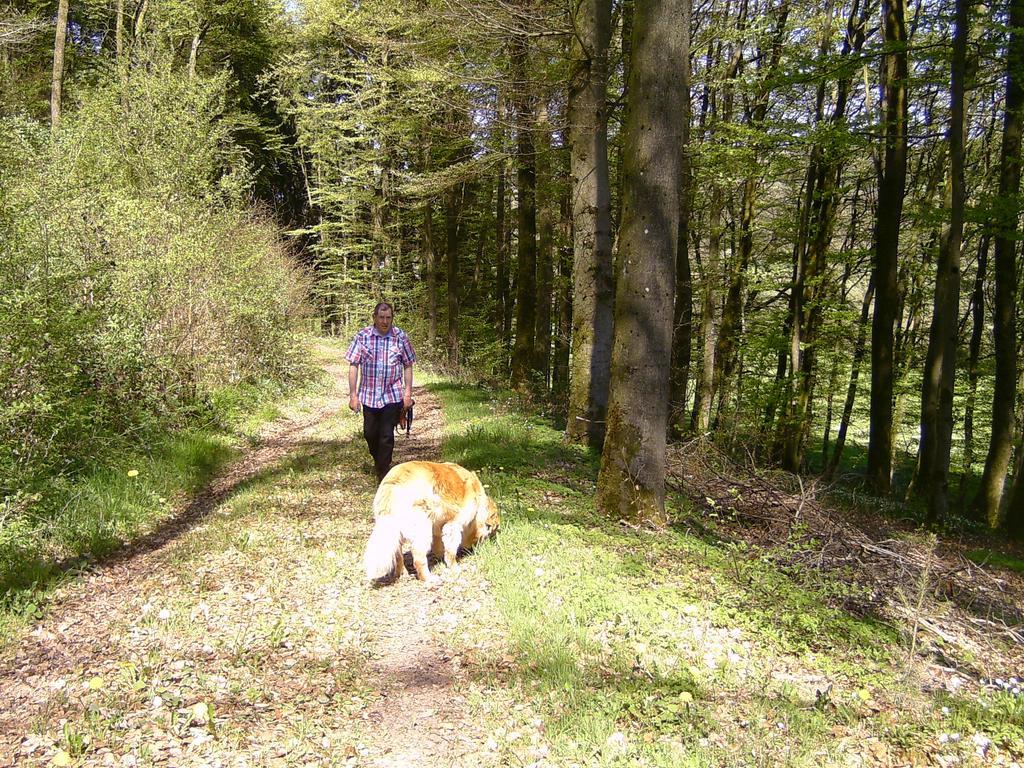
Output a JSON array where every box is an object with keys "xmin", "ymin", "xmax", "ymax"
[
  {"xmin": 364, "ymin": 482, "xmax": 402, "ymax": 581},
  {"xmin": 363, "ymin": 515, "xmax": 402, "ymax": 581}
]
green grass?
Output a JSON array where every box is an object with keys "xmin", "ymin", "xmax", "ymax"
[
  {"xmin": 0, "ymin": 367, "xmax": 333, "ymax": 644},
  {"xmin": 965, "ymin": 548, "xmax": 1024, "ymax": 573},
  {"xmin": 432, "ymin": 381, "xmax": 1020, "ymax": 766}
]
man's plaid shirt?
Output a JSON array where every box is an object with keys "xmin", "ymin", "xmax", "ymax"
[{"xmin": 345, "ymin": 325, "xmax": 416, "ymax": 409}]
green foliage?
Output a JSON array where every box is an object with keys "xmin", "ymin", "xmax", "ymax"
[{"xmin": 0, "ymin": 55, "xmax": 310, "ymax": 569}]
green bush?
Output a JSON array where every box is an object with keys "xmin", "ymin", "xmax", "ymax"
[{"xmin": 0, "ymin": 56, "xmax": 309, "ymax": 506}]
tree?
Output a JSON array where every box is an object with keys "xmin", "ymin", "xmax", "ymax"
[
  {"xmin": 915, "ymin": 0, "xmax": 967, "ymax": 524},
  {"xmin": 867, "ymin": 0, "xmax": 909, "ymax": 495},
  {"xmin": 510, "ymin": 25, "xmax": 539, "ymax": 387},
  {"xmin": 50, "ymin": 0, "xmax": 69, "ymax": 130},
  {"xmin": 565, "ymin": 0, "xmax": 614, "ymax": 446},
  {"xmin": 975, "ymin": 0, "xmax": 1023, "ymax": 528},
  {"xmin": 596, "ymin": 0, "xmax": 687, "ymax": 522}
]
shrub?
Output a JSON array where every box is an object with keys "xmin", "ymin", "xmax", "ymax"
[{"xmin": 0, "ymin": 56, "xmax": 310, "ymax": 502}]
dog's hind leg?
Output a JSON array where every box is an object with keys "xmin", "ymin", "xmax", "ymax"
[
  {"xmin": 393, "ymin": 549, "xmax": 405, "ymax": 580},
  {"xmin": 440, "ymin": 521, "xmax": 463, "ymax": 570},
  {"xmin": 407, "ymin": 517, "xmax": 437, "ymax": 583}
]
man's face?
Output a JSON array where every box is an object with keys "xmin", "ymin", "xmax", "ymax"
[{"xmin": 373, "ymin": 308, "xmax": 394, "ymax": 334}]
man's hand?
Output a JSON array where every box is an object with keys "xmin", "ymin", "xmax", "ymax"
[
  {"xmin": 403, "ymin": 390, "xmax": 413, "ymax": 409},
  {"xmin": 349, "ymin": 393, "xmax": 360, "ymax": 412}
]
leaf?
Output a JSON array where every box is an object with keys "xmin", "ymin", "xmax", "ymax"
[
  {"xmin": 127, "ymin": 469, "xmax": 139, "ymax": 477},
  {"xmin": 88, "ymin": 676, "xmax": 106, "ymax": 690}
]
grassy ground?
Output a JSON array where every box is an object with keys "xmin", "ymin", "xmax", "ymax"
[
  {"xmin": 437, "ymin": 383, "xmax": 1024, "ymax": 767},
  {"xmin": 1, "ymin": 343, "xmax": 1020, "ymax": 766},
  {"xmin": 0, "ymin": 346, "xmax": 333, "ymax": 644}
]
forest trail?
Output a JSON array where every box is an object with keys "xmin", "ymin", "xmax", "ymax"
[{"xmin": 0, "ymin": 352, "xmax": 505, "ymax": 767}]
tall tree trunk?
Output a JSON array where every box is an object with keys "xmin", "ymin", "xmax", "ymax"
[
  {"xmin": 566, "ymin": 0, "xmax": 614, "ymax": 445},
  {"xmin": 445, "ymin": 184, "xmax": 465, "ymax": 365},
  {"xmin": 977, "ymin": 0, "xmax": 1024, "ymax": 528},
  {"xmin": 115, "ymin": 0, "xmax": 124, "ymax": 61},
  {"xmin": 423, "ymin": 200, "xmax": 438, "ymax": 350},
  {"xmin": 134, "ymin": 0, "xmax": 147, "ymax": 42},
  {"xmin": 596, "ymin": 0, "xmax": 687, "ymax": 523},
  {"xmin": 494, "ymin": 88, "xmax": 509, "ymax": 351},
  {"xmin": 692, "ymin": 0, "xmax": 746, "ymax": 434},
  {"xmin": 958, "ymin": 234, "xmax": 989, "ymax": 508},
  {"xmin": 553, "ymin": 212, "xmax": 573, "ymax": 396},
  {"xmin": 692, "ymin": 186, "xmax": 722, "ymax": 434},
  {"xmin": 916, "ymin": 0, "xmax": 966, "ymax": 524},
  {"xmin": 867, "ymin": 0, "xmax": 909, "ymax": 495},
  {"xmin": 535, "ymin": 111, "xmax": 555, "ymax": 385},
  {"xmin": 826, "ymin": 278, "xmax": 875, "ymax": 478},
  {"xmin": 1005, "ymin": 363, "xmax": 1024, "ymax": 534},
  {"xmin": 780, "ymin": 0, "xmax": 869, "ymax": 469},
  {"xmin": 50, "ymin": 0, "xmax": 69, "ymax": 131},
  {"xmin": 510, "ymin": 32, "xmax": 538, "ymax": 386},
  {"xmin": 187, "ymin": 25, "xmax": 206, "ymax": 80},
  {"xmin": 669, "ymin": 0, "xmax": 693, "ymax": 433}
]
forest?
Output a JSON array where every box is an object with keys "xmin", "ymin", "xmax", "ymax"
[
  {"xmin": 2, "ymin": 0, "xmax": 1024, "ymax": 559},
  {"xmin": 3, "ymin": 0, "xmax": 1024, "ymax": 764}
]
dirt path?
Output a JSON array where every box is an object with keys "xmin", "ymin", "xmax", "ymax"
[{"xmin": 0, "ymin": 360, "xmax": 501, "ymax": 767}]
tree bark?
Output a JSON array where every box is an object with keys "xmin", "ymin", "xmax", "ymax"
[
  {"xmin": 596, "ymin": 0, "xmax": 687, "ymax": 523},
  {"xmin": 692, "ymin": 186, "xmax": 722, "ymax": 434},
  {"xmin": 867, "ymin": 0, "xmax": 909, "ymax": 495},
  {"xmin": 669, "ymin": 0, "xmax": 693, "ymax": 434},
  {"xmin": 958, "ymin": 234, "xmax": 989, "ymax": 508},
  {"xmin": 188, "ymin": 25, "xmax": 207, "ymax": 80},
  {"xmin": 494, "ymin": 88, "xmax": 509, "ymax": 352},
  {"xmin": 50, "ymin": 0, "xmax": 69, "ymax": 131},
  {"xmin": 115, "ymin": 0, "xmax": 124, "ymax": 61},
  {"xmin": 423, "ymin": 199, "xmax": 438, "ymax": 350},
  {"xmin": 134, "ymin": 0, "xmax": 147, "ymax": 42},
  {"xmin": 445, "ymin": 184, "xmax": 465, "ymax": 365},
  {"xmin": 535, "ymin": 110, "xmax": 555, "ymax": 385},
  {"xmin": 566, "ymin": 0, "xmax": 614, "ymax": 445},
  {"xmin": 976, "ymin": 0, "xmax": 1024, "ymax": 529},
  {"xmin": 553, "ymin": 209, "xmax": 573, "ymax": 396},
  {"xmin": 916, "ymin": 0, "xmax": 966, "ymax": 524},
  {"xmin": 826, "ymin": 278, "xmax": 875, "ymax": 479},
  {"xmin": 510, "ymin": 31, "xmax": 538, "ymax": 387}
]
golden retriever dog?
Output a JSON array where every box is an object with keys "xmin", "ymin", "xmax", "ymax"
[{"xmin": 363, "ymin": 460, "xmax": 500, "ymax": 584}]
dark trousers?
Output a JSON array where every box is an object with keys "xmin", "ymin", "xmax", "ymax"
[{"xmin": 363, "ymin": 402, "xmax": 402, "ymax": 481}]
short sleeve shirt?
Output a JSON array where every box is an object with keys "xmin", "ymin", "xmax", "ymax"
[{"xmin": 345, "ymin": 325, "xmax": 416, "ymax": 408}]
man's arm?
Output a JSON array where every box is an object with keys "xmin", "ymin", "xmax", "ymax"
[
  {"xmin": 349, "ymin": 364, "xmax": 360, "ymax": 412},
  {"xmin": 403, "ymin": 363, "xmax": 413, "ymax": 409}
]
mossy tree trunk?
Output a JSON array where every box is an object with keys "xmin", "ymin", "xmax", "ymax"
[{"xmin": 596, "ymin": 0, "xmax": 687, "ymax": 524}]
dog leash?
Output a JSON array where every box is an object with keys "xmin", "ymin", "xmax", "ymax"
[{"xmin": 399, "ymin": 400, "xmax": 414, "ymax": 435}]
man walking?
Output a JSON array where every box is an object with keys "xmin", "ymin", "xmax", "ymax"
[{"xmin": 346, "ymin": 302, "xmax": 416, "ymax": 482}]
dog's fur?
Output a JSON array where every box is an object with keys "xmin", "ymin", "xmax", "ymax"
[{"xmin": 363, "ymin": 460, "xmax": 500, "ymax": 583}]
